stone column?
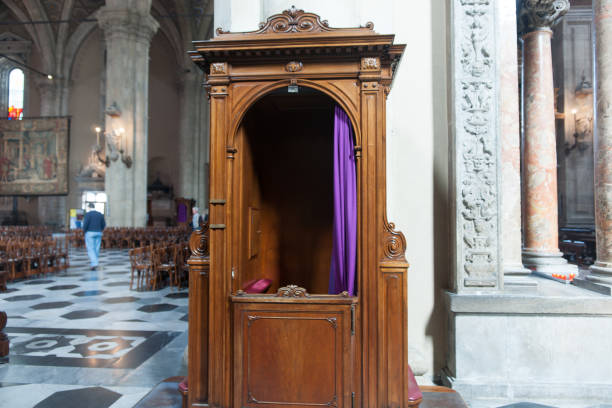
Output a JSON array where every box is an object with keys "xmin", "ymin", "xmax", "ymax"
[
  {"xmin": 178, "ymin": 68, "xmax": 209, "ymax": 212},
  {"xmin": 499, "ymin": 0, "xmax": 532, "ymax": 286},
  {"xmin": 589, "ymin": 0, "xmax": 612, "ymax": 284},
  {"xmin": 36, "ymin": 76, "xmax": 70, "ymax": 228},
  {"xmin": 519, "ymin": 0, "xmax": 577, "ymax": 275},
  {"xmin": 97, "ymin": 1, "xmax": 159, "ymax": 227}
]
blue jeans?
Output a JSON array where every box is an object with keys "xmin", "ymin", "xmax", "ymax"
[{"xmin": 85, "ymin": 231, "xmax": 103, "ymax": 267}]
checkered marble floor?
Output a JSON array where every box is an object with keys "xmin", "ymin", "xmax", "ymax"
[{"xmin": 0, "ymin": 248, "xmax": 189, "ymax": 408}]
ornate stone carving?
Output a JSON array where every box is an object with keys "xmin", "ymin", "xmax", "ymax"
[
  {"xmin": 210, "ymin": 62, "xmax": 227, "ymax": 75},
  {"xmin": 217, "ymin": 6, "xmax": 374, "ymax": 35},
  {"xmin": 276, "ymin": 285, "xmax": 308, "ymax": 297},
  {"xmin": 285, "ymin": 61, "xmax": 303, "ymax": 72},
  {"xmin": 361, "ymin": 57, "xmax": 380, "ymax": 71},
  {"xmin": 453, "ymin": 0, "xmax": 500, "ymax": 289},
  {"xmin": 519, "ymin": 0, "xmax": 570, "ymax": 34},
  {"xmin": 459, "ymin": 0, "xmax": 492, "ymax": 77},
  {"xmin": 383, "ymin": 217, "xmax": 407, "ymax": 261}
]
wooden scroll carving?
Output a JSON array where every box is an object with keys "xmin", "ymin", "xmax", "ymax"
[
  {"xmin": 189, "ymin": 223, "xmax": 210, "ymax": 257},
  {"xmin": 216, "ymin": 6, "xmax": 374, "ymax": 35},
  {"xmin": 383, "ymin": 216, "xmax": 407, "ymax": 262},
  {"xmin": 276, "ymin": 285, "xmax": 309, "ymax": 297},
  {"xmin": 0, "ymin": 311, "xmax": 8, "ymax": 358}
]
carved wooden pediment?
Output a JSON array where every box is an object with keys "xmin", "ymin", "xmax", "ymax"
[{"xmin": 216, "ymin": 6, "xmax": 374, "ymax": 36}]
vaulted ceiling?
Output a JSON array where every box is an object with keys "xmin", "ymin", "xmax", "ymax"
[{"xmin": 1, "ymin": 0, "xmax": 213, "ymax": 74}]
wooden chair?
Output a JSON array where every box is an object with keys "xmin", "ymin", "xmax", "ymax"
[
  {"xmin": 7, "ymin": 242, "xmax": 24, "ymax": 280},
  {"xmin": 150, "ymin": 246, "xmax": 176, "ymax": 290},
  {"xmin": 56, "ymin": 238, "xmax": 69, "ymax": 270},
  {"xmin": 129, "ymin": 247, "xmax": 151, "ymax": 290}
]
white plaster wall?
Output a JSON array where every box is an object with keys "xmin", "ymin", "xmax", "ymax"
[{"xmin": 214, "ymin": 0, "xmax": 450, "ymax": 377}]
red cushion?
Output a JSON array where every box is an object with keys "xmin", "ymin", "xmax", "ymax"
[
  {"xmin": 407, "ymin": 364, "xmax": 423, "ymax": 402},
  {"xmin": 178, "ymin": 378, "xmax": 188, "ymax": 393},
  {"xmin": 242, "ymin": 278, "xmax": 272, "ymax": 294}
]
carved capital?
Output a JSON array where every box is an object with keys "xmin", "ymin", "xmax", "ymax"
[
  {"xmin": 519, "ymin": 0, "xmax": 570, "ymax": 34},
  {"xmin": 361, "ymin": 81, "xmax": 380, "ymax": 91},
  {"xmin": 276, "ymin": 285, "xmax": 308, "ymax": 297},
  {"xmin": 97, "ymin": 8, "xmax": 159, "ymax": 44}
]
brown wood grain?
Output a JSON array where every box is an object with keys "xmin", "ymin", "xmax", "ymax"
[{"xmin": 188, "ymin": 7, "xmax": 409, "ymax": 408}]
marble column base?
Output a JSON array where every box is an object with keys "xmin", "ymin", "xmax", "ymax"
[
  {"xmin": 522, "ymin": 249, "xmax": 578, "ymax": 275},
  {"xmin": 504, "ymin": 263, "xmax": 537, "ymax": 290},
  {"xmin": 587, "ymin": 261, "xmax": 612, "ymax": 285}
]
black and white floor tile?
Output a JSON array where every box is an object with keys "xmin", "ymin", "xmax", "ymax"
[{"xmin": 0, "ymin": 248, "xmax": 189, "ymax": 408}]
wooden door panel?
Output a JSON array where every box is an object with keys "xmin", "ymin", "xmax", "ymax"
[
  {"xmin": 246, "ymin": 314, "xmax": 338, "ymax": 406},
  {"xmin": 234, "ymin": 302, "xmax": 353, "ymax": 408}
]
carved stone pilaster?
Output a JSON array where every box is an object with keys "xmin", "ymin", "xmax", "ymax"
[
  {"xmin": 519, "ymin": 0, "xmax": 570, "ymax": 34},
  {"xmin": 451, "ymin": 0, "xmax": 502, "ymax": 291}
]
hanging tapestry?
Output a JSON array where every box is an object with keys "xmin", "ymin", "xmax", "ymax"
[{"xmin": 0, "ymin": 117, "xmax": 70, "ymax": 195}]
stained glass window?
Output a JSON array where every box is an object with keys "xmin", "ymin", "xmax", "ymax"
[{"xmin": 8, "ymin": 68, "xmax": 24, "ymax": 120}]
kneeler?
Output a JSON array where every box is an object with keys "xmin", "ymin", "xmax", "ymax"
[
  {"xmin": 407, "ymin": 363, "xmax": 424, "ymax": 406},
  {"xmin": 178, "ymin": 279, "xmax": 273, "ymax": 408}
]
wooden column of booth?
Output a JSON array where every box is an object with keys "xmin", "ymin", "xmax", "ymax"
[{"xmin": 187, "ymin": 8, "xmax": 412, "ymax": 408}]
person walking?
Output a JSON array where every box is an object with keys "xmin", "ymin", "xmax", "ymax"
[
  {"xmin": 192, "ymin": 206, "xmax": 202, "ymax": 231},
  {"xmin": 83, "ymin": 203, "xmax": 105, "ymax": 270}
]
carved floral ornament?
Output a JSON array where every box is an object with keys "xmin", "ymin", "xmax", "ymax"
[
  {"xmin": 276, "ymin": 285, "xmax": 308, "ymax": 297},
  {"xmin": 285, "ymin": 61, "xmax": 303, "ymax": 72},
  {"xmin": 456, "ymin": 0, "xmax": 499, "ymax": 287},
  {"xmin": 210, "ymin": 62, "xmax": 227, "ymax": 75},
  {"xmin": 361, "ymin": 57, "xmax": 380, "ymax": 71},
  {"xmin": 216, "ymin": 6, "xmax": 374, "ymax": 35}
]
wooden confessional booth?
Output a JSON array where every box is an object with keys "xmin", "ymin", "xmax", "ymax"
[{"xmin": 187, "ymin": 8, "xmax": 415, "ymax": 408}]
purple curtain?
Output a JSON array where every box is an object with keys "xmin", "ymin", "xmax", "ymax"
[{"xmin": 329, "ymin": 105, "xmax": 357, "ymax": 296}]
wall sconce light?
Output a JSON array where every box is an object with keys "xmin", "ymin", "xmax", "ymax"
[
  {"xmin": 105, "ymin": 127, "xmax": 132, "ymax": 168},
  {"xmin": 565, "ymin": 108, "xmax": 592, "ymax": 155},
  {"xmin": 92, "ymin": 126, "xmax": 132, "ymax": 168},
  {"xmin": 96, "ymin": 101, "xmax": 132, "ymax": 168}
]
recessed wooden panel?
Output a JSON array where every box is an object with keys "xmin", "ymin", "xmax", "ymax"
[
  {"xmin": 248, "ymin": 207, "xmax": 261, "ymax": 259},
  {"xmin": 246, "ymin": 314, "xmax": 338, "ymax": 406},
  {"xmin": 233, "ymin": 300, "xmax": 354, "ymax": 408}
]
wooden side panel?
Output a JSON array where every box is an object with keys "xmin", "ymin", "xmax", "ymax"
[
  {"xmin": 233, "ymin": 302, "xmax": 352, "ymax": 408},
  {"xmin": 379, "ymin": 265, "xmax": 409, "ymax": 407},
  {"xmin": 187, "ymin": 257, "xmax": 209, "ymax": 407},
  {"xmin": 209, "ymin": 82, "xmax": 232, "ymax": 407},
  {"xmin": 359, "ymin": 81, "xmax": 382, "ymax": 408}
]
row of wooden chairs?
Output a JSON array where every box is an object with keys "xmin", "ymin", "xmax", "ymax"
[
  {"xmin": 0, "ymin": 238, "xmax": 69, "ymax": 282},
  {"xmin": 69, "ymin": 227, "xmax": 190, "ymax": 250},
  {"xmin": 0, "ymin": 226, "xmax": 52, "ymax": 240},
  {"xmin": 129, "ymin": 242, "xmax": 190, "ymax": 291}
]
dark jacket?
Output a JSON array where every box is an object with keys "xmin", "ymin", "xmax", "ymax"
[{"xmin": 83, "ymin": 210, "xmax": 106, "ymax": 233}]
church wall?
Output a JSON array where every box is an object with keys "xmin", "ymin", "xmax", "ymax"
[
  {"xmin": 68, "ymin": 29, "xmax": 104, "ymax": 212},
  {"xmin": 148, "ymin": 31, "xmax": 181, "ymax": 192},
  {"xmin": 213, "ymin": 0, "xmax": 450, "ymax": 378}
]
